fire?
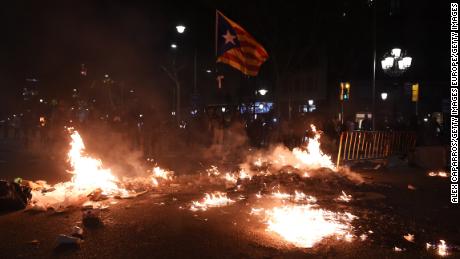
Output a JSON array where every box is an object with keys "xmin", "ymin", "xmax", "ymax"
[
  {"xmin": 254, "ymin": 157, "xmax": 264, "ymax": 167},
  {"xmin": 291, "ymin": 125, "xmax": 335, "ymax": 170},
  {"xmin": 68, "ymin": 131, "xmax": 120, "ymax": 194},
  {"xmin": 428, "ymin": 171, "xmax": 449, "ymax": 178},
  {"xmin": 28, "ymin": 130, "xmax": 131, "ymax": 210},
  {"xmin": 250, "ymin": 207, "xmax": 264, "ymax": 215},
  {"xmin": 337, "ymin": 191, "xmax": 352, "ymax": 202},
  {"xmin": 151, "ymin": 166, "xmax": 174, "ymax": 186},
  {"xmin": 438, "ymin": 240, "xmax": 448, "ymax": 256},
  {"xmin": 265, "ymin": 205, "xmax": 356, "ymax": 248},
  {"xmin": 190, "ymin": 192, "xmax": 235, "ymax": 211},
  {"xmin": 272, "ymin": 191, "xmax": 291, "ymax": 199},
  {"xmin": 239, "ymin": 169, "xmax": 252, "ymax": 180},
  {"xmin": 293, "ymin": 191, "xmax": 317, "ymax": 203},
  {"xmin": 264, "ymin": 125, "xmax": 335, "ymax": 172},
  {"xmin": 393, "ymin": 247, "xmax": 403, "ymax": 252},
  {"xmin": 206, "ymin": 165, "xmax": 220, "ymax": 176},
  {"xmin": 224, "ymin": 173, "xmax": 238, "ymax": 184},
  {"xmin": 403, "ymin": 233, "xmax": 414, "ymax": 242}
]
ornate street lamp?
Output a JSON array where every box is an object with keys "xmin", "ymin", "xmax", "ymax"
[{"xmin": 381, "ymin": 48, "xmax": 412, "ymax": 76}]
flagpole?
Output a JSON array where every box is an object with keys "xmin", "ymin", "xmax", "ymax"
[{"xmin": 215, "ymin": 10, "xmax": 218, "ymax": 57}]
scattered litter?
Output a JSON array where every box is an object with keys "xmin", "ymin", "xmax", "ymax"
[
  {"xmin": 56, "ymin": 234, "xmax": 82, "ymax": 246},
  {"xmin": 87, "ymin": 188, "xmax": 109, "ymax": 201},
  {"xmin": 72, "ymin": 226, "xmax": 84, "ymax": 239},
  {"xmin": 26, "ymin": 240, "xmax": 40, "ymax": 246},
  {"xmin": 82, "ymin": 209, "xmax": 102, "ymax": 227},
  {"xmin": 117, "ymin": 190, "xmax": 148, "ymax": 199},
  {"xmin": 0, "ymin": 180, "xmax": 32, "ymax": 211}
]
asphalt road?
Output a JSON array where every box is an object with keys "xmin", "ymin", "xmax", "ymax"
[{"xmin": 0, "ymin": 139, "xmax": 459, "ymax": 258}]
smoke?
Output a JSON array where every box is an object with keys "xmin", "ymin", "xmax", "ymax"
[{"xmin": 77, "ymin": 123, "xmax": 147, "ymax": 179}]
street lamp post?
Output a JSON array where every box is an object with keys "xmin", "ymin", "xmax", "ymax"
[
  {"xmin": 176, "ymin": 24, "xmax": 199, "ymax": 106},
  {"xmin": 381, "ymin": 48, "xmax": 413, "ymax": 122}
]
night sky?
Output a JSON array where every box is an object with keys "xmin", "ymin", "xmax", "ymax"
[{"xmin": 0, "ymin": 0, "xmax": 450, "ymax": 113}]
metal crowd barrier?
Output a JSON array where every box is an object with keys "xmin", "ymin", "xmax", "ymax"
[{"xmin": 336, "ymin": 131, "xmax": 417, "ymax": 167}]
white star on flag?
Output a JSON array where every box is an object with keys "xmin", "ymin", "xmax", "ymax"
[{"xmin": 222, "ymin": 30, "xmax": 236, "ymax": 45}]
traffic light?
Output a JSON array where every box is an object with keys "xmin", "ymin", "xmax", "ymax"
[
  {"xmin": 340, "ymin": 82, "xmax": 350, "ymax": 100},
  {"xmin": 411, "ymin": 83, "xmax": 419, "ymax": 102}
]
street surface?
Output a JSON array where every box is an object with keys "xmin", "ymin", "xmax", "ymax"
[{"xmin": 0, "ymin": 139, "xmax": 458, "ymax": 258}]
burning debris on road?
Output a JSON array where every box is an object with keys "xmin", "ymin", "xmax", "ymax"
[
  {"xmin": 190, "ymin": 192, "xmax": 235, "ymax": 211},
  {"xmin": 0, "ymin": 125, "xmax": 457, "ymax": 257}
]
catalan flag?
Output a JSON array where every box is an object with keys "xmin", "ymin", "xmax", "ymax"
[{"xmin": 216, "ymin": 10, "xmax": 269, "ymax": 76}]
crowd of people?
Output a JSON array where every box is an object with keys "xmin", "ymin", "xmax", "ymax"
[{"xmin": 0, "ymin": 98, "xmax": 445, "ymax": 161}]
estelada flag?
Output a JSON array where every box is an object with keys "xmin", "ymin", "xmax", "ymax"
[{"xmin": 216, "ymin": 10, "xmax": 269, "ymax": 76}]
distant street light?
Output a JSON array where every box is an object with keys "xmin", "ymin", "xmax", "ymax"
[
  {"xmin": 206, "ymin": 69, "xmax": 212, "ymax": 73},
  {"xmin": 308, "ymin": 99, "xmax": 314, "ymax": 106},
  {"xmin": 380, "ymin": 92, "xmax": 388, "ymax": 100},
  {"xmin": 176, "ymin": 25, "xmax": 186, "ymax": 34},
  {"xmin": 170, "ymin": 43, "xmax": 177, "ymax": 49},
  {"xmin": 258, "ymin": 89, "xmax": 268, "ymax": 96}
]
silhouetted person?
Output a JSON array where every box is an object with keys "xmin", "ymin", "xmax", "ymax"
[
  {"xmin": 345, "ymin": 116, "xmax": 356, "ymax": 132},
  {"xmin": 361, "ymin": 114, "xmax": 372, "ymax": 131}
]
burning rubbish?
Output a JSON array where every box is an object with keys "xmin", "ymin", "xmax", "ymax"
[
  {"xmin": 293, "ymin": 191, "xmax": 317, "ymax": 203},
  {"xmin": 426, "ymin": 240, "xmax": 450, "ymax": 256},
  {"xmin": 438, "ymin": 240, "xmax": 449, "ymax": 256},
  {"xmin": 190, "ymin": 192, "xmax": 235, "ymax": 211},
  {"xmin": 1, "ymin": 123, "xmax": 456, "ymax": 257},
  {"xmin": 428, "ymin": 171, "xmax": 449, "ymax": 178},
  {"xmin": 393, "ymin": 246, "xmax": 404, "ymax": 252},
  {"xmin": 336, "ymin": 190, "xmax": 352, "ymax": 202},
  {"xmin": 26, "ymin": 130, "xmax": 129, "ymax": 211},
  {"xmin": 151, "ymin": 166, "xmax": 175, "ymax": 186},
  {"xmin": 264, "ymin": 204, "xmax": 357, "ymax": 248},
  {"xmin": 403, "ymin": 233, "xmax": 415, "ymax": 243},
  {"xmin": 67, "ymin": 131, "xmax": 121, "ymax": 194},
  {"xmin": 271, "ymin": 191, "xmax": 291, "ymax": 200},
  {"xmin": 243, "ymin": 125, "xmax": 336, "ymax": 173},
  {"xmin": 22, "ymin": 129, "xmax": 171, "ymax": 211}
]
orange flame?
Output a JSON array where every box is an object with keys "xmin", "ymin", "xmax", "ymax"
[
  {"xmin": 190, "ymin": 192, "xmax": 235, "ymax": 211},
  {"xmin": 265, "ymin": 205, "xmax": 356, "ymax": 248},
  {"xmin": 68, "ymin": 131, "xmax": 120, "ymax": 194}
]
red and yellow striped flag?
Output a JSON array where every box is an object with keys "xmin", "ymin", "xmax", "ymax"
[{"xmin": 216, "ymin": 10, "xmax": 269, "ymax": 76}]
